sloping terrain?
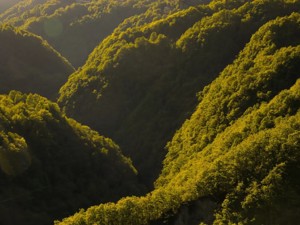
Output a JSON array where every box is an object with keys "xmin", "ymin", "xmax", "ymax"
[
  {"xmin": 0, "ymin": 0, "xmax": 204, "ymax": 67},
  {"xmin": 0, "ymin": 24, "xmax": 74, "ymax": 99},
  {"xmin": 56, "ymin": 11, "xmax": 300, "ymax": 225},
  {"xmin": 0, "ymin": 91, "xmax": 139, "ymax": 225},
  {"xmin": 58, "ymin": 0, "xmax": 300, "ymax": 186},
  {"xmin": 0, "ymin": 1, "xmax": 300, "ymax": 225}
]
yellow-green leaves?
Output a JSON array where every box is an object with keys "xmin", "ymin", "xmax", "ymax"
[{"xmin": 0, "ymin": 132, "xmax": 31, "ymax": 176}]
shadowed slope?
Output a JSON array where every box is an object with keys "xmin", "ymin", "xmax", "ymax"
[
  {"xmin": 0, "ymin": 24, "xmax": 74, "ymax": 99},
  {"xmin": 0, "ymin": 91, "xmax": 139, "ymax": 225},
  {"xmin": 59, "ymin": 0, "xmax": 300, "ymax": 186},
  {"xmin": 56, "ymin": 12, "xmax": 300, "ymax": 225}
]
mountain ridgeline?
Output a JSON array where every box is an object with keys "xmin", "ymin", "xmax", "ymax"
[
  {"xmin": 0, "ymin": 0, "xmax": 300, "ymax": 225},
  {"xmin": 57, "ymin": 10, "xmax": 300, "ymax": 225},
  {"xmin": 0, "ymin": 91, "xmax": 140, "ymax": 225},
  {"xmin": 0, "ymin": 24, "xmax": 73, "ymax": 99},
  {"xmin": 59, "ymin": 0, "xmax": 300, "ymax": 186},
  {"xmin": 0, "ymin": 0, "xmax": 206, "ymax": 67}
]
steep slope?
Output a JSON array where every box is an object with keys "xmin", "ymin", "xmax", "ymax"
[
  {"xmin": 56, "ymin": 12, "xmax": 300, "ymax": 225},
  {"xmin": 0, "ymin": 91, "xmax": 139, "ymax": 225},
  {"xmin": 0, "ymin": 24, "xmax": 74, "ymax": 99},
  {"xmin": 59, "ymin": 0, "xmax": 300, "ymax": 186},
  {"xmin": 0, "ymin": 0, "xmax": 199, "ymax": 67}
]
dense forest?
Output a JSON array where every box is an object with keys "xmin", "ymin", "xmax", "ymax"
[
  {"xmin": 0, "ymin": 91, "xmax": 141, "ymax": 225},
  {"xmin": 59, "ymin": 0, "xmax": 300, "ymax": 186},
  {"xmin": 0, "ymin": 0, "xmax": 300, "ymax": 225},
  {"xmin": 0, "ymin": 0, "xmax": 204, "ymax": 67}
]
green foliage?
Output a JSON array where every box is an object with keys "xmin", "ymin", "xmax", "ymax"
[
  {"xmin": 0, "ymin": 0, "xmax": 197, "ymax": 67},
  {"xmin": 58, "ymin": 0, "xmax": 300, "ymax": 187},
  {"xmin": 0, "ymin": 131, "xmax": 31, "ymax": 176},
  {"xmin": 159, "ymin": 12, "xmax": 300, "ymax": 186},
  {"xmin": 0, "ymin": 24, "xmax": 74, "ymax": 99},
  {"xmin": 56, "ymin": 11, "xmax": 300, "ymax": 225},
  {"xmin": 1, "ymin": 1, "xmax": 300, "ymax": 225},
  {"xmin": 0, "ymin": 91, "xmax": 139, "ymax": 225}
]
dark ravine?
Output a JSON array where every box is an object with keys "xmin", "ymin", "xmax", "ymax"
[
  {"xmin": 59, "ymin": 0, "xmax": 300, "ymax": 187},
  {"xmin": 0, "ymin": 92, "xmax": 141, "ymax": 225},
  {"xmin": 0, "ymin": 0, "xmax": 201, "ymax": 68},
  {"xmin": 0, "ymin": 24, "xmax": 74, "ymax": 100},
  {"xmin": 0, "ymin": 1, "xmax": 300, "ymax": 225},
  {"xmin": 56, "ymin": 9, "xmax": 300, "ymax": 225}
]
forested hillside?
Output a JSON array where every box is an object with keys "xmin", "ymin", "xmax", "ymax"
[
  {"xmin": 0, "ymin": 24, "xmax": 73, "ymax": 99},
  {"xmin": 1, "ymin": 0, "xmax": 300, "ymax": 225},
  {"xmin": 0, "ymin": 0, "xmax": 206, "ymax": 67},
  {"xmin": 59, "ymin": 0, "xmax": 300, "ymax": 186},
  {"xmin": 0, "ymin": 91, "xmax": 139, "ymax": 225},
  {"xmin": 57, "ymin": 11, "xmax": 300, "ymax": 225}
]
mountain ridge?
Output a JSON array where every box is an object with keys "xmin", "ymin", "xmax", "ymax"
[
  {"xmin": 56, "ymin": 11, "xmax": 300, "ymax": 225},
  {"xmin": 0, "ymin": 1, "xmax": 300, "ymax": 224},
  {"xmin": 58, "ymin": 0, "xmax": 300, "ymax": 186},
  {"xmin": 0, "ymin": 24, "xmax": 74, "ymax": 99}
]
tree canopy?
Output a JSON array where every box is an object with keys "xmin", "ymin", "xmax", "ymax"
[
  {"xmin": 0, "ymin": 91, "xmax": 140, "ymax": 225},
  {"xmin": 56, "ymin": 9, "xmax": 300, "ymax": 225},
  {"xmin": 1, "ymin": 1, "xmax": 300, "ymax": 225},
  {"xmin": 58, "ymin": 0, "xmax": 300, "ymax": 186}
]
